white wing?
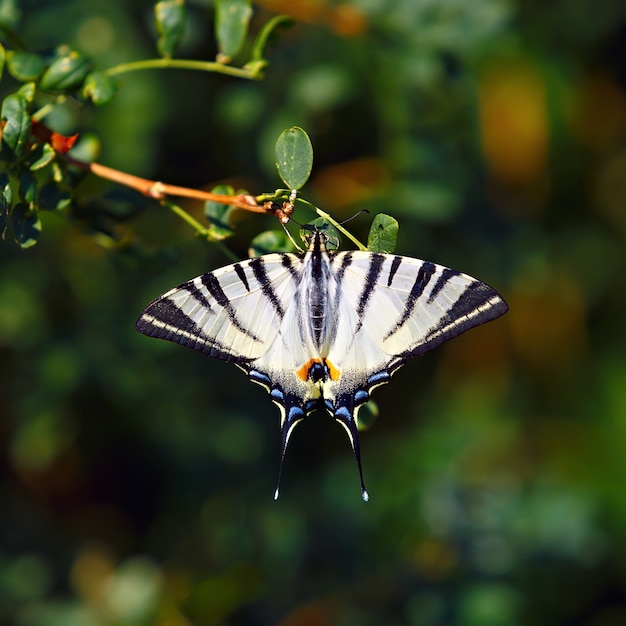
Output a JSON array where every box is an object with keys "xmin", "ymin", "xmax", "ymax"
[
  {"xmin": 326, "ymin": 249, "xmax": 507, "ymax": 399},
  {"xmin": 331, "ymin": 250, "xmax": 507, "ymax": 359},
  {"xmin": 317, "ymin": 251, "xmax": 507, "ymax": 499},
  {"xmin": 136, "ymin": 251, "xmax": 326, "ymax": 498},
  {"xmin": 136, "ymin": 253, "xmax": 301, "ymax": 364}
]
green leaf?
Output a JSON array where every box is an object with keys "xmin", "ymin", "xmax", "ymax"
[
  {"xmin": 17, "ymin": 81, "xmax": 36, "ymax": 103},
  {"xmin": 0, "ymin": 172, "xmax": 13, "ymax": 239},
  {"xmin": 82, "ymin": 71, "xmax": 117, "ymax": 105},
  {"xmin": 29, "ymin": 142, "xmax": 56, "ymax": 171},
  {"xmin": 18, "ymin": 170, "xmax": 37, "ymax": 204},
  {"xmin": 6, "ymin": 50, "xmax": 45, "ymax": 81},
  {"xmin": 215, "ymin": 0, "xmax": 253, "ymax": 62},
  {"xmin": 39, "ymin": 182, "xmax": 72, "ymax": 211},
  {"xmin": 68, "ymin": 133, "xmax": 100, "ymax": 162},
  {"xmin": 10, "ymin": 202, "xmax": 41, "ymax": 248},
  {"xmin": 155, "ymin": 0, "xmax": 186, "ymax": 58},
  {"xmin": 0, "ymin": 0, "xmax": 21, "ymax": 30},
  {"xmin": 275, "ymin": 126, "xmax": 313, "ymax": 190},
  {"xmin": 0, "ymin": 172, "xmax": 10, "ymax": 238},
  {"xmin": 357, "ymin": 400, "xmax": 378, "ymax": 431},
  {"xmin": 367, "ymin": 213, "xmax": 399, "ymax": 253},
  {"xmin": 248, "ymin": 14, "xmax": 293, "ymax": 66},
  {"xmin": 0, "ymin": 171, "xmax": 13, "ymax": 206},
  {"xmin": 39, "ymin": 49, "xmax": 90, "ymax": 91},
  {"xmin": 0, "ymin": 194, "xmax": 8, "ymax": 238},
  {"xmin": 249, "ymin": 230, "xmax": 293, "ymax": 257},
  {"xmin": 204, "ymin": 184, "xmax": 236, "ymax": 240},
  {"xmin": 1, "ymin": 92, "xmax": 31, "ymax": 160},
  {"xmin": 0, "ymin": 43, "xmax": 5, "ymax": 81}
]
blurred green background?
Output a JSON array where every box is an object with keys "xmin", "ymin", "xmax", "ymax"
[{"xmin": 2, "ymin": 0, "xmax": 626, "ymax": 624}]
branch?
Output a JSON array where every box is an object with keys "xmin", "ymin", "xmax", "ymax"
[{"xmin": 64, "ymin": 154, "xmax": 272, "ymax": 214}]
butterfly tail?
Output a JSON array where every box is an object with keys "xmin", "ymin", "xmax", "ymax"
[
  {"xmin": 272, "ymin": 397, "xmax": 306, "ymax": 500},
  {"xmin": 333, "ymin": 396, "xmax": 369, "ymax": 502}
]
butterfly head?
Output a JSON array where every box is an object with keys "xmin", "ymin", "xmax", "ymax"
[{"xmin": 300, "ymin": 221, "xmax": 341, "ymax": 252}]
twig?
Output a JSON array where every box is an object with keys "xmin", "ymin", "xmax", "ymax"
[
  {"xmin": 64, "ymin": 154, "xmax": 271, "ymax": 214},
  {"xmin": 104, "ymin": 58, "xmax": 265, "ymax": 81}
]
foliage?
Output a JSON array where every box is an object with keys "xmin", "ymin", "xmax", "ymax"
[
  {"xmin": 0, "ymin": 0, "xmax": 294, "ymax": 251},
  {"xmin": 1, "ymin": 1, "xmax": 626, "ymax": 626}
]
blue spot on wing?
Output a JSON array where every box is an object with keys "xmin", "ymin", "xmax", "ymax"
[
  {"xmin": 271, "ymin": 387, "xmax": 284, "ymax": 402},
  {"xmin": 354, "ymin": 389, "xmax": 369, "ymax": 404},
  {"xmin": 366, "ymin": 371, "xmax": 390, "ymax": 387},
  {"xmin": 249, "ymin": 369, "xmax": 271, "ymax": 386}
]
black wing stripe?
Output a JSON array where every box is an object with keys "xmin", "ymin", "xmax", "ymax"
[
  {"xmin": 384, "ymin": 261, "xmax": 436, "ymax": 339},
  {"xmin": 333, "ymin": 251, "xmax": 353, "ymax": 288},
  {"xmin": 200, "ymin": 273, "xmax": 262, "ymax": 341},
  {"xmin": 136, "ymin": 298, "xmax": 202, "ymax": 339},
  {"xmin": 249, "ymin": 257, "xmax": 285, "ymax": 319},
  {"xmin": 184, "ymin": 281, "xmax": 214, "ymax": 310},
  {"xmin": 281, "ymin": 253, "xmax": 301, "ymax": 278},
  {"xmin": 428, "ymin": 267, "xmax": 460, "ymax": 303},
  {"xmin": 357, "ymin": 253, "xmax": 385, "ymax": 317},
  {"xmin": 136, "ymin": 299, "xmax": 251, "ymax": 363},
  {"xmin": 405, "ymin": 283, "xmax": 508, "ymax": 356},
  {"xmin": 233, "ymin": 262, "xmax": 250, "ymax": 292},
  {"xmin": 387, "ymin": 256, "xmax": 403, "ymax": 287},
  {"xmin": 438, "ymin": 283, "xmax": 508, "ymax": 332}
]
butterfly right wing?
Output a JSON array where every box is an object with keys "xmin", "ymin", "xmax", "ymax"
[
  {"xmin": 335, "ymin": 251, "xmax": 508, "ymax": 361},
  {"xmin": 322, "ymin": 251, "xmax": 508, "ymax": 499}
]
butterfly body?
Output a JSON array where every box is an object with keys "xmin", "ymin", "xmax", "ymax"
[{"xmin": 136, "ymin": 229, "xmax": 508, "ymax": 500}]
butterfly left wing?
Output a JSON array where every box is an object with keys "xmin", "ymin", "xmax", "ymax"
[
  {"xmin": 136, "ymin": 254, "xmax": 303, "ymax": 364},
  {"xmin": 322, "ymin": 251, "xmax": 508, "ymax": 499},
  {"xmin": 136, "ymin": 253, "xmax": 326, "ymax": 498}
]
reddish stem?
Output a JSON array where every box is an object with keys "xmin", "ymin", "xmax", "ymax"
[{"xmin": 64, "ymin": 155, "xmax": 268, "ymax": 213}]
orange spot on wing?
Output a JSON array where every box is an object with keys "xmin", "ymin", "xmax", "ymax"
[
  {"xmin": 325, "ymin": 359, "xmax": 340, "ymax": 381},
  {"xmin": 296, "ymin": 358, "xmax": 341, "ymax": 382},
  {"xmin": 297, "ymin": 359, "xmax": 317, "ymax": 381}
]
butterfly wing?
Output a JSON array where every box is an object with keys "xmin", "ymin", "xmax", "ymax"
[
  {"xmin": 136, "ymin": 254, "xmax": 302, "ymax": 362},
  {"xmin": 331, "ymin": 251, "xmax": 508, "ymax": 360},
  {"xmin": 322, "ymin": 251, "xmax": 508, "ymax": 498},
  {"xmin": 136, "ymin": 244, "xmax": 508, "ymax": 501},
  {"xmin": 136, "ymin": 252, "xmax": 323, "ymax": 497}
]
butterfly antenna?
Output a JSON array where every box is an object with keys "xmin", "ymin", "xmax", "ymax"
[
  {"xmin": 334, "ymin": 405, "xmax": 370, "ymax": 502},
  {"xmin": 281, "ymin": 221, "xmax": 304, "ymax": 253},
  {"xmin": 338, "ymin": 209, "xmax": 370, "ymax": 226}
]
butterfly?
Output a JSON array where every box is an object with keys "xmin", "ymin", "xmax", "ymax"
[{"xmin": 136, "ymin": 227, "xmax": 508, "ymax": 500}]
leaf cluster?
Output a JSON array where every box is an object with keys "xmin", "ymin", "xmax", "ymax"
[{"xmin": 0, "ymin": 0, "xmax": 293, "ymax": 250}]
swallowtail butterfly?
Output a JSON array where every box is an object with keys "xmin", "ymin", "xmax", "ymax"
[{"xmin": 136, "ymin": 228, "xmax": 507, "ymax": 500}]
